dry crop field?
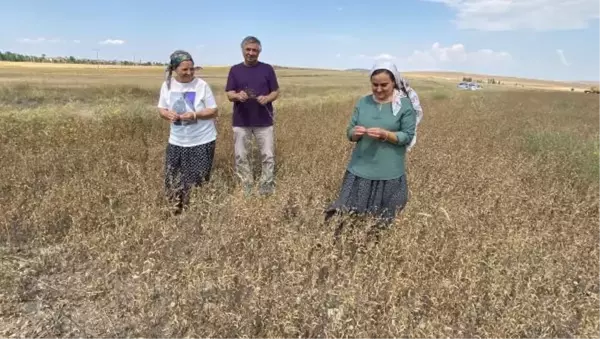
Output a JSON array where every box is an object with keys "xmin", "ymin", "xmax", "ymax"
[{"xmin": 0, "ymin": 62, "xmax": 598, "ymax": 337}]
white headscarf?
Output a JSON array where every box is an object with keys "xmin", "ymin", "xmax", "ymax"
[
  {"xmin": 370, "ymin": 61, "xmax": 405, "ymax": 117},
  {"xmin": 369, "ymin": 60, "xmax": 424, "ymax": 150}
]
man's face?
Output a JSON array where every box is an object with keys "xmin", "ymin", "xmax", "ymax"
[{"xmin": 243, "ymin": 42, "xmax": 260, "ymax": 64}]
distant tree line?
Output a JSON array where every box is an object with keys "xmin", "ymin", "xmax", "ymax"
[{"xmin": 0, "ymin": 50, "xmax": 167, "ymax": 66}]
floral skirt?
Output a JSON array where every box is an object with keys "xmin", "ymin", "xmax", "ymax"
[
  {"xmin": 164, "ymin": 141, "xmax": 216, "ymax": 208},
  {"xmin": 325, "ymin": 170, "xmax": 408, "ymax": 224}
]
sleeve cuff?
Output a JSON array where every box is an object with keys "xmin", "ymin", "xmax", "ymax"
[
  {"xmin": 395, "ymin": 131, "xmax": 411, "ymax": 145},
  {"xmin": 347, "ymin": 127, "xmax": 355, "ymax": 140}
]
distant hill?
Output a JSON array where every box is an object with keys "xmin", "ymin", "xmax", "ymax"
[
  {"xmin": 576, "ymin": 80, "xmax": 600, "ymax": 86},
  {"xmin": 2, "ymin": 49, "xmax": 596, "ymax": 87},
  {"xmin": 272, "ymin": 65, "xmax": 346, "ymax": 72}
]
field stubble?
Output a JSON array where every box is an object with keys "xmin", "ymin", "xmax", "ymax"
[{"xmin": 0, "ymin": 66, "xmax": 598, "ymax": 337}]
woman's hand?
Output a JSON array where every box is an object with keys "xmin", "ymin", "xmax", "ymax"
[
  {"xmin": 195, "ymin": 108, "xmax": 218, "ymax": 120},
  {"xmin": 163, "ymin": 109, "xmax": 179, "ymax": 122},
  {"xmin": 366, "ymin": 127, "xmax": 389, "ymax": 141},
  {"xmin": 179, "ymin": 112, "xmax": 200, "ymax": 121},
  {"xmin": 181, "ymin": 112, "xmax": 192, "ymax": 121},
  {"xmin": 353, "ymin": 126, "xmax": 367, "ymax": 138}
]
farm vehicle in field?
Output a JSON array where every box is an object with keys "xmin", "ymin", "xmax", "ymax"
[{"xmin": 584, "ymin": 86, "xmax": 599, "ymax": 94}]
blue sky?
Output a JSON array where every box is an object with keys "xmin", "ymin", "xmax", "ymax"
[{"xmin": 1, "ymin": 0, "xmax": 599, "ymax": 81}]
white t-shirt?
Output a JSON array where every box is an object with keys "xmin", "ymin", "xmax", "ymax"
[{"xmin": 157, "ymin": 78, "xmax": 218, "ymax": 147}]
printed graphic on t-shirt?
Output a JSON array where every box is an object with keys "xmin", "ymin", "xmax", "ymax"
[{"xmin": 171, "ymin": 91, "xmax": 197, "ymax": 126}]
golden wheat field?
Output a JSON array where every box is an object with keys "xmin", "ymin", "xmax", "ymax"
[{"xmin": 0, "ymin": 62, "xmax": 599, "ymax": 337}]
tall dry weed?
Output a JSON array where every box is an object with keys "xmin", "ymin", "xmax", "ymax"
[{"xmin": 0, "ymin": 71, "xmax": 598, "ymax": 337}]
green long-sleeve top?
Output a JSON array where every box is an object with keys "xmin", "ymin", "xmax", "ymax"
[{"xmin": 346, "ymin": 94, "xmax": 417, "ymax": 180}]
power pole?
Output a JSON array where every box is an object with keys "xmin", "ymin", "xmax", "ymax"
[{"xmin": 93, "ymin": 49, "xmax": 99, "ymax": 69}]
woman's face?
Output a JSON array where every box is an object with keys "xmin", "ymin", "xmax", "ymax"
[
  {"xmin": 371, "ymin": 70, "xmax": 395, "ymax": 101},
  {"xmin": 175, "ymin": 60, "xmax": 195, "ymax": 82}
]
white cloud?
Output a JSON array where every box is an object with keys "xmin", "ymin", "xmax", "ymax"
[
  {"xmin": 99, "ymin": 39, "xmax": 125, "ymax": 45},
  {"xmin": 426, "ymin": 0, "xmax": 600, "ymax": 31},
  {"xmin": 406, "ymin": 42, "xmax": 512, "ymax": 70},
  {"xmin": 359, "ymin": 53, "xmax": 397, "ymax": 60},
  {"xmin": 358, "ymin": 42, "xmax": 512, "ymax": 71},
  {"xmin": 556, "ymin": 49, "xmax": 571, "ymax": 66},
  {"xmin": 375, "ymin": 53, "xmax": 396, "ymax": 61},
  {"xmin": 73, "ymin": 40, "xmax": 81, "ymax": 44},
  {"xmin": 18, "ymin": 37, "xmax": 62, "ymax": 44}
]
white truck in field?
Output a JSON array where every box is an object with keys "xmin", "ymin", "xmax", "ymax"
[{"xmin": 457, "ymin": 82, "xmax": 482, "ymax": 91}]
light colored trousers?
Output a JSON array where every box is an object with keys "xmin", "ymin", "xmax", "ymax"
[{"xmin": 233, "ymin": 126, "xmax": 275, "ymax": 186}]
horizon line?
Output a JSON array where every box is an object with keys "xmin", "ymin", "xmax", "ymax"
[{"xmin": 0, "ymin": 60, "xmax": 597, "ymax": 85}]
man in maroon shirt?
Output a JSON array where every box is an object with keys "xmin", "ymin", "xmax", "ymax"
[{"xmin": 226, "ymin": 36, "xmax": 280, "ymax": 196}]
